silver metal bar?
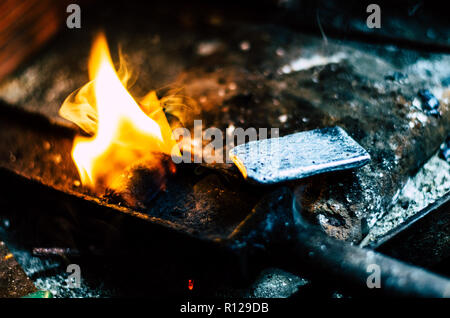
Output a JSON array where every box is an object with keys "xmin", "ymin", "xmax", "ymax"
[{"xmin": 229, "ymin": 126, "xmax": 371, "ymax": 184}]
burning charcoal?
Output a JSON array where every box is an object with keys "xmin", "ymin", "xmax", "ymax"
[
  {"xmin": 105, "ymin": 153, "xmax": 176, "ymax": 209},
  {"xmin": 439, "ymin": 135, "xmax": 450, "ymax": 163},
  {"xmin": 418, "ymin": 89, "xmax": 440, "ymax": 116}
]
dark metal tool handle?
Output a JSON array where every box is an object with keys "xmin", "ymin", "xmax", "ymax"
[
  {"xmin": 289, "ymin": 205, "xmax": 450, "ymax": 297},
  {"xmin": 230, "ymin": 187, "xmax": 450, "ymax": 297}
]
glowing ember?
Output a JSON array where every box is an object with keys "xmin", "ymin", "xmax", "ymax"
[{"xmin": 59, "ymin": 33, "xmax": 180, "ymax": 193}]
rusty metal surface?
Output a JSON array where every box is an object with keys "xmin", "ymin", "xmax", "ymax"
[
  {"xmin": 0, "ymin": 110, "xmax": 446, "ymax": 298},
  {"xmin": 0, "ymin": 2, "xmax": 448, "ymax": 245},
  {"xmin": 0, "ymin": 110, "xmax": 263, "ymax": 241}
]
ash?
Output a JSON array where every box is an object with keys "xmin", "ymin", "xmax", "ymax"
[
  {"xmin": 217, "ymin": 268, "xmax": 309, "ymax": 298},
  {"xmin": 247, "ymin": 269, "xmax": 308, "ymax": 298},
  {"xmin": 361, "ymin": 149, "xmax": 450, "ymax": 247}
]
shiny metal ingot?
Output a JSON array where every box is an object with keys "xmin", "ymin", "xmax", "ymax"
[{"xmin": 229, "ymin": 126, "xmax": 371, "ymax": 184}]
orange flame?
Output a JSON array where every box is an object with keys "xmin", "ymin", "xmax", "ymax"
[{"xmin": 60, "ymin": 33, "xmax": 180, "ymax": 193}]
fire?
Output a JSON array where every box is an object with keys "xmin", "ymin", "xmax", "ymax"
[{"xmin": 60, "ymin": 33, "xmax": 180, "ymax": 193}]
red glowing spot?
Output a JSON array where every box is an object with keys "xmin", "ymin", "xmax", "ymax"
[{"xmin": 188, "ymin": 279, "xmax": 194, "ymax": 290}]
